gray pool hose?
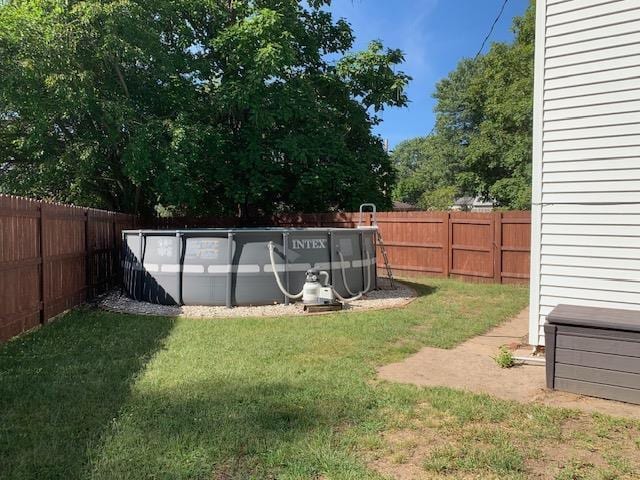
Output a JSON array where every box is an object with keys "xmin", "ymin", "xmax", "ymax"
[
  {"xmin": 337, "ymin": 249, "xmax": 359, "ymax": 296},
  {"xmin": 267, "ymin": 242, "xmax": 304, "ymax": 300},
  {"xmin": 332, "ymin": 251, "xmax": 372, "ymax": 302},
  {"xmin": 318, "ymin": 270, "xmax": 330, "ymax": 287}
]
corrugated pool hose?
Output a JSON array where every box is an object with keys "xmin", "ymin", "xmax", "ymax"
[
  {"xmin": 336, "ymin": 248, "xmax": 372, "ymax": 300},
  {"xmin": 267, "ymin": 241, "xmax": 304, "ymax": 299},
  {"xmin": 332, "ymin": 250, "xmax": 372, "ymax": 302}
]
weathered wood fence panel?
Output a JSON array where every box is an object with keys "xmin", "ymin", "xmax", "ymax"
[
  {"xmin": 499, "ymin": 211, "xmax": 531, "ymax": 284},
  {"xmin": 375, "ymin": 211, "xmax": 448, "ymax": 277},
  {"xmin": 0, "ymin": 196, "xmax": 41, "ymax": 342},
  {"xmin": 0, "ymin": 195, "xmax": 136, "ymax": 342},
  {"xmin": 449, "ymin": 212, "xmax": 495, "ymax": 281},
  {"xmin": 370, "ymin": 212, "xmax": 529, "ymax": 283}
]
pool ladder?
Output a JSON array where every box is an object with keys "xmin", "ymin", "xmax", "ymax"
[{"xmin": 358, "ymin": 204, "xmax": 395, "ymax": 289}]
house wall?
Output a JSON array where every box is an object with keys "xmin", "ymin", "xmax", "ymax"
[{"xmin": 530, "ymin": 0, "xmax": 640, "ymax": 346}]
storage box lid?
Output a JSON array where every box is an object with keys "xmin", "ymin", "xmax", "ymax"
[{"xmin": 547, "ymin": 304, "xmax": 640, "ymax": 333}]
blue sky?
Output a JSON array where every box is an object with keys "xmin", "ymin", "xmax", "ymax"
[{"xmin": 328, "ymin": 0, "xmax": 530, "ymax": 148}]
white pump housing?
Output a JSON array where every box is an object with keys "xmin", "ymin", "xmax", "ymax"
[{"xmin": 302, "ymin": 268, "xmax": 336, "ymax": 305}]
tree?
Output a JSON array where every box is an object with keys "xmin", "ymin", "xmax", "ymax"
[
  {"xmin": 0, "ymin": 0, "xmax": 409, "ymax": 216},
  {"xmin": 418, "ymin": 185, "xmax": 457, "ymax": 211},
  {"xmin": 392, "ymin": 0, "xmax": 534, "ymax": 210},
  {"xmin": 391, "ymin": 135, "xmax": 457, "ymax": 205},
  {"xmin": 457, "ymin": 2, "xmax": 535, "ymax": 209}
]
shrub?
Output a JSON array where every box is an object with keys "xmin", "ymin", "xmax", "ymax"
[{"xmin": 493, "ymin": 346, "xmax": 515, "ymax": 369}]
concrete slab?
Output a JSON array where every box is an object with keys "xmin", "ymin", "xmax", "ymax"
[{"xmin": 377, "ymin": 308, "xmax": 640, "ymax": 419}]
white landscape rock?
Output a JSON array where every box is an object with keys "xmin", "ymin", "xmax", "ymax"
[{"xmin": 98, "ymin": 278, "xmax": 416, "ymax": 318}]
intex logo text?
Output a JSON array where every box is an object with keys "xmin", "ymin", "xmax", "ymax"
[{"xmin": 291, "ymin": 239, "xmax": 327, "ymax": 249}]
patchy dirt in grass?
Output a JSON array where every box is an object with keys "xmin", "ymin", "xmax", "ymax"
[
  {"xmin": 366, "ymin": 403, "xmax": 640, "ymax": 480},
  {"xmin": 368, "ymin": 429, "xmax": 438, "ymax": 480},
  {"xmin": 377, "ymin": 308, "xmax": 640, "ymax": 420},
  {"xmin": 524, "ymin": 418, "xmax": 640, "ymax": 479},
  {"xmin": 98, "ymin": 277, "xmax": 416, "ymax": 318}
]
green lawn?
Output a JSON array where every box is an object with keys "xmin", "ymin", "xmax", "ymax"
[{"xmin": 1, "ymin": 278, "xmax": 638, "ymax": 479}]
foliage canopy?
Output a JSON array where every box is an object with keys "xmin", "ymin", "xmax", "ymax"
[
  {"xmin": 392, "ymin": 1, "xmax": 535, "ymax": 210},
  {"xmin": 0, "ymin": 0, "xmax": 409, "ymax": 216}
]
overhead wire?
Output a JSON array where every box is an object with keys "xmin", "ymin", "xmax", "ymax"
[{"xmin": 424, "ymin": 0, "xmax": 511, "ymax": 139}]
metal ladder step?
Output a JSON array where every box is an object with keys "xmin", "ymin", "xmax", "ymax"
[{"xmin": 376, "ymin": 230, "xmax": 395, "ymax": 289}]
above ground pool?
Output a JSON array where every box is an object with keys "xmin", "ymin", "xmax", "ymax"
[{"xmin": 122, "ymin": 227, "xmax": 377, "ymax": 306}]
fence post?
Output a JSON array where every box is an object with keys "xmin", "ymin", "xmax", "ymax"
[
  {"xmin": 494, "ymin": 211, "xmax": 502, "ymax": 284},
  {"xmin": 37, "ymin": 202, "xmax": 45, "ymax": 324},
  {"xmin": 85, "ymin": 210, "xmax": 93, "ymax": 300},
  {"xmin": 447, "ymin": 212, "xmax": 453, "ymax": 279},
  {"xmin": 443, "ymin": 212, "xmax": 450, "ymax": 278},
  {"xmin": 111, "ymin": 215, "xmax": 118, "ymax": 290}
]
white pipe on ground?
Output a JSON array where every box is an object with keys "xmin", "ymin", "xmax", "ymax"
[{"xmin": 513, "ymin": 356, "xmax": 545, "ymax": 365}]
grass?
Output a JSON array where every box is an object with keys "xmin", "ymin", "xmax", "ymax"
[{"xmin": 0, "ymin": 277, "xmax": 638, "ymax": 479}]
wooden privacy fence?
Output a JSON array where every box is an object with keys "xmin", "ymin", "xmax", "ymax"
[
  {"xmin": 285, "ymin": 211, "xmax": 531, "ymax": 284},
  {"xmin": 151, "ymin": 210, "xmax": 531, "ymax": 285},
  {"xmin": 375, "ymin": 211, "xmax": 530, "ymax": 284},
  {"xmin": 0, "ymin": 195, "xmax": 136, "ymax": 342}
]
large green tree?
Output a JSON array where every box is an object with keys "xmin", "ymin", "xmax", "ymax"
[
  {"xmin": 392, "ymin": 1, "xmax": 534, "ymax": 209},
  {"xmin": 0, "ymin": 0, "xmax": 409, "ymax": 216}
]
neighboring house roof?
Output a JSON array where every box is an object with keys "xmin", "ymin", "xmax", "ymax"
[
  {"xmin": 453, "ymin": 196, "xmax": 494, "ymax": 209},
  {"xmin": 454, "ymin": 196, "xmax": 475, "ymax": 207}
]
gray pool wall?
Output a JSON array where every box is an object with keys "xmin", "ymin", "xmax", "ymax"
[{"xmin": 122, "ymin": 227, "xmax": 377, "ymax": 306}]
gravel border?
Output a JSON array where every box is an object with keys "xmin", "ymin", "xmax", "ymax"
[{"xmin": 98, "ymin": 278, "xmax": 416, "ymax": 318}]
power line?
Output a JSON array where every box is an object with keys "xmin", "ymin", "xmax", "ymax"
[
  {"xmin": 474, "ymin": 0, "xmax": 510, "ymax": 61},
  {"xmin": 425, "ymin": 0, "xmax": 511, "ymax": 137}
]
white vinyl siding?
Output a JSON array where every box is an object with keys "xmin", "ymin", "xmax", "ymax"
[{"xmin": 530, "ymin": 0, "xmax": 640, "ymax": 345}]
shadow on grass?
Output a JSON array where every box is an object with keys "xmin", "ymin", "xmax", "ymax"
[
  {"xmin": 0, "ymin": 308, "xmax": 175, "ymax": 479},
  {"xmin": 397, "ymin": 279, "xmax": 438, "ymax": 300},
  {"xmin": 87, "ymin": 379, "xmax": 329, "ymax": 479}
]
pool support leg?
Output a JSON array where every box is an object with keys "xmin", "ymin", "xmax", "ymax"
[
  {"xmin": 176, "ymin": 232, "xmax": 183, "ymax": 305},
  {"xmin": 328, "ymin": 231, "xmax": 333, "ymax": 286},
  {"xmin": 226, "ymin": 232, "xmax": 234, "ymax": 308},
  {"xmin": 283, "ymin": 232, "xmax": 290, "ymax": 306},
  {"xmin": 359, "ymin": 231, "xmax": 365, "ymax": 292}
]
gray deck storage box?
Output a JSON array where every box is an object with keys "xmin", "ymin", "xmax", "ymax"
[{"xmin": 545, "ymin": 305, "xmax": 640, "ymax": 405}]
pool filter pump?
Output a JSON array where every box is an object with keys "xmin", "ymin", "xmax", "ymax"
[
  {"xmin": 267, "ymin": 241, "xmax": 372, "ymax": 310},
  {"xmin": 302, "ymin": 268, "xmax": 337, "ymax": 306}
]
